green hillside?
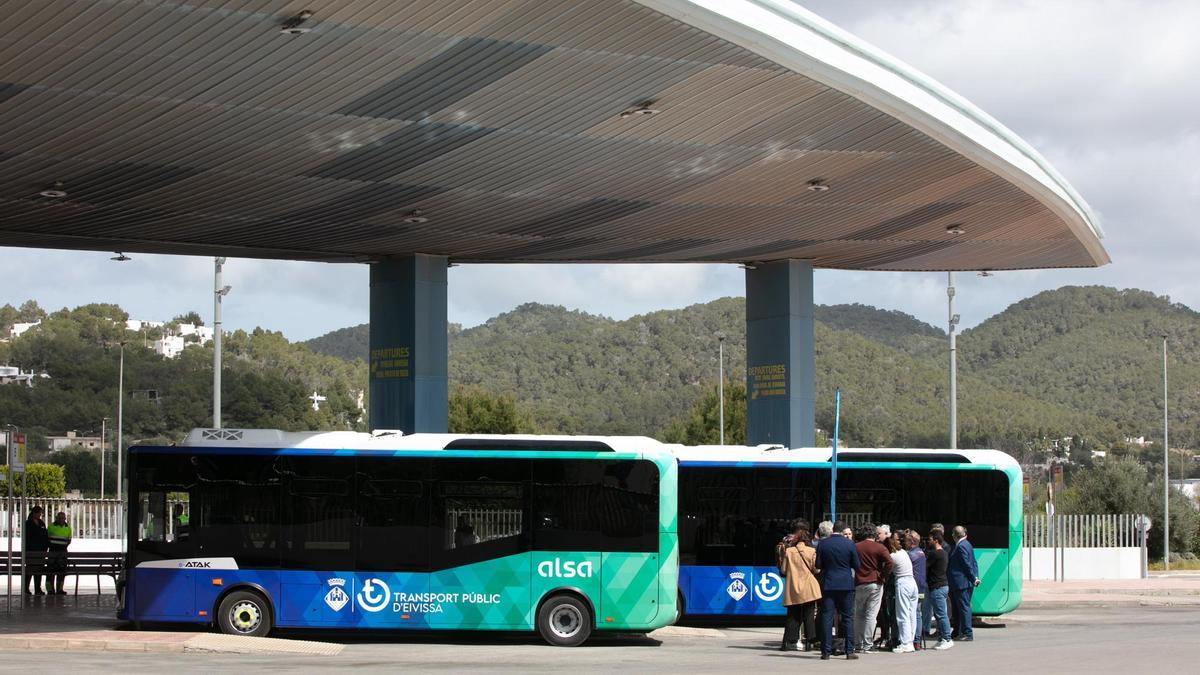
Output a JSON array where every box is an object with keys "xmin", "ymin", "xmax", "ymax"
[
  {"xmin": 5, "ymin": 286, "xmax": 1194, "ymax": 457},
  {"xmin": 301, "ymin": 285, "xmax": 1188, "ymax": 449},
  {"xmin": 959, "ymin": 286, "xmax": 1200, "ymax": 445}
]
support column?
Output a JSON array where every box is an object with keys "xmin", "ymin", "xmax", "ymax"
[
  {"xmin": 369, "ymin": 254, "xmax": 448, "ymax": 433},
  {"xmin": 745, "ymin": 260, "xmax": 815, "ymax": 448}
]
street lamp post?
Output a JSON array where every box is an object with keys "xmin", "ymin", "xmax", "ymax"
[
  {"xmin": 948, "ymin": 272, "xmax": 960, "ymax": 449},
  {"xmin": 1162, "ymin": 334, "xmax": 1170, "ymax": 571},
  {"xmin": 116, "ymin": 342, "xmax": 125, "ymax": 502},
  {"xmin": 100, "ymin": 416, "xmax": 109, "ymax": 499},
  {"xmin": 716, "ymin": 332, "xmax": 726, "ymax": 445},
  {"xmin": 213, "ymin": 257, "xmax": 231, "ymax": 429}
]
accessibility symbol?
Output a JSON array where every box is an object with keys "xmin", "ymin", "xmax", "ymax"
[
  {"xmin": 755, "ymin": 572, "xmax": 783, "ymax": 602},
  {"xmin": 357, "ymin": 578, "xmax": 391, "ymax": 613}
]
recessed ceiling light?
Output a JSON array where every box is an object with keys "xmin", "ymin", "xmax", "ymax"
[
  {"xmin": 402, "ymin": 209, "xmax": 428, "ymax": 224},
  {"xmin": 806, "ymin": 180, "xmax": 830, "ymax": 192},
  {"xmin": 38, "ymin": 181, "xmax": 67, "ymax": 198},
  {"xmin": 280, "ymin": 10, "xmax": 314, "ymax": 34},
  {"xmin": 945, "ymin": 224, "xmax": 966, "ymax": 235},
  {"xmin": 619, "ymin": 101, "xmax": 660, "ymax": 119}
]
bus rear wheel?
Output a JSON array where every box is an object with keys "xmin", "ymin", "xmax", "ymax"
[
  {"xmin": 217, "ymin": 589, "xmax": 272, "ymax": 638},
  {"xmin": 536, "ymin": 593, "xmax": 592, "ymax": 647}
]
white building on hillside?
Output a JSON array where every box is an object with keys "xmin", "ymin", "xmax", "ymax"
[
  {"xmin": 126, "ymin": 319, "xmax": 165, "ymax": 332},
  {"xmin": 4, "ymin": 320, "xmax": 41, "ymax": 340},
  {"xmin": 177, "ymin": 323, "xmax": 214, "ymax": 342},
  {"xmin": 145, "ymin": 322, "xmax": 214, "ymax": 359},
  {"xmin": 0, "ymin": 365, "xmax": 49, "ymax": 387},
  {"xmin": 48, "ymin": 431, "xmax": 103, "ymax": 452}
]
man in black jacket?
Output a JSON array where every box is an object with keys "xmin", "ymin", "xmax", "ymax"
[{"xmin": 24, "ymin": 506, "xmax": 48, "ymax": 595}]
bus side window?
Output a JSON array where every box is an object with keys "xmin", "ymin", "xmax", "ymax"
[
  {"xmin": 356, "ymin": 457, "xmax": 430, "ymax": 572},
  {"xmin": 431, "ymin": 458, "xmax": 530, "ymax": 569}
]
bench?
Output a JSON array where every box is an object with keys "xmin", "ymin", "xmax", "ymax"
[{"xmin": 5, "ymin": 551, "xmax": 123, "ymax": 595}]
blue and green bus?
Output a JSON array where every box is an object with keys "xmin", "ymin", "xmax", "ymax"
[
  {"xmin": 675, "ymin": 446, "xmax": 1022, "ymax": 619},
  {"xmin": 119, "ymin": 429, "xmax": 678, "ymax": 646}
]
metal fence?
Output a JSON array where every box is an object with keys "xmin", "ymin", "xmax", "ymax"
[
  {"xmin": 1024, "ymin": 512, "xmax": 1149, "ymax": 580},
  {"xmin": 444, "ymin": 508, "xmax": 523, "ymax": 548},
  {"xmin": 1024, "ymin": 513, "xmax": 1145, "ymax": 548},
  {"xmin": 1, "ymin": 498, "xmax": 125, "ymax": 539}
]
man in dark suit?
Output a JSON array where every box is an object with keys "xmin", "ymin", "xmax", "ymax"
[
  {"xmin": 815, "ymin": 520, "xmax": 862, "ymax": 660},
  {"xmin": 947, "ymin": 525, "xmax": 981, "ymax": 641}
]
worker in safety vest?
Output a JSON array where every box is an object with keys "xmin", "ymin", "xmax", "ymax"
[
  {"xmin": 172, "ymin": 503, "xmax": 190, "ymax": 542},
  {"xmin": 47, "ymin": 511, "xmax": 72, "ymax": 595}
]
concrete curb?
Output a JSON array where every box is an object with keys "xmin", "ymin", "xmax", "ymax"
[
  {"xmin": 0, "ymin": 633, "xmax": 343, "ymax": 655},
  {"xmin": 1020, "ymin": 597, "xmax": 1200, "ymax": 609},
  {"xmin": 0, "ymin": 635, "xmax": 185, "ymax": 652}
]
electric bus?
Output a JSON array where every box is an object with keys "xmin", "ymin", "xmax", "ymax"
[
  {"xmin": 675, "ymin": 446, "xmax": 1022, "ymax": 618},
  {"xmin": 118, "ymin": 429, "xmax": 678, "ymax": 646}
]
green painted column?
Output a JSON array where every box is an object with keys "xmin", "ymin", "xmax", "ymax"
[
  {"xmin": 745, "ymin": 259, "xmax": 815, "ymax": 448},
  {"xmin": 368, "ymin": 254, "xmax": 448, "ymax": 432}
]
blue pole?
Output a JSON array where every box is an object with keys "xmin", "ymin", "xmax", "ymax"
[{"xmin": 831, "ymin": 388, "xmax": 840, "ymax": 521}]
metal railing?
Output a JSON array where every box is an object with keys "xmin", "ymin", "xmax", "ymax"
[
  {"xmin": 1023, "ymin": 512, "xmax": 1150, "ymax": 580},
  {"xmin": 444, "ymin": 508, "xmax": 523, "ymax": 548},
  {"xmin": 2, "ymin": 498, "xmax": 125, "ymax": 539},
  {"xmin": 1024, "ymin": 513, "xmax": 1144, "ymax": 548}
]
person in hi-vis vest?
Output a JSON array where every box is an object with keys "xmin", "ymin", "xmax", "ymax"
[
  {"xmin": 172, "ymin": 503, "xmax": 190, "ymax": 542},
  {"xmin": 47, "ymin": 512, "xmax": 72, "ymax": 595}
]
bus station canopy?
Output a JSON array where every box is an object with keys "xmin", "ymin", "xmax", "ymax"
[{"xmin": 0, "ymin": 0, "xmax": 1108, "ymax": 271}]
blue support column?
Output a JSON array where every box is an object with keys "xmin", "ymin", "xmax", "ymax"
[
  {"xmin": 745, "ymin": 260, "xmax": 815, "ymax": 448},
  {"xmin": 369, "ymin": 254, "xmax": 448, "ymax": 432}
]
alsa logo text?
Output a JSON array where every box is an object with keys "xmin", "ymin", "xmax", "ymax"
[{"xmin": 537, "ymin": 558, "xmax": 594, "ymax": 579}]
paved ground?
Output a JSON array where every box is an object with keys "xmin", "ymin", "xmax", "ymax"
[
  {"xmin": 1022, "ymin": 575, "xmax": 1200, "ymax": 607},
  {"xmin": 0, "ymin": 597, "xmax": 1198, "ymax": 672}
]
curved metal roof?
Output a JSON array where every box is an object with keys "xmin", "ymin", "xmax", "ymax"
[{"xmin": 0, "ymin": 0, "xmax": 1108, "ymax": 271}]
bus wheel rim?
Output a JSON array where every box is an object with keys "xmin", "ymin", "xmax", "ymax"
[
  {"xmin": 549, "ymin": 604, "xmax": 583, "ymax": 639},
  {"xmin": 229, "ymin": 600, "xmax": 262, "ymax": 633}
]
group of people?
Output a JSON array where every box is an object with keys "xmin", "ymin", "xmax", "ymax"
[
  {"xmin": 22, "ymin": 505, "xmax": 73, "ymax": 595},
  {"xmin": 775, "ymin": 518, "xmax": 981, "ymax": 660}
]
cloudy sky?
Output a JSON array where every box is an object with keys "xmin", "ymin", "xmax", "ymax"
[{"xmin": 3, "ymin": 0, "xmax": 1197, "ymax": 341}]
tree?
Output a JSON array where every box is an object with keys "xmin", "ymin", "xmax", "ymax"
[
  {"xmin": 1060, "ymin": 459, "xmax": 1199, "ymax": 561},
  {"xmin": 448, "ymin": 387, "xmax": 536, "ymax": 434},
  {"xmin": 11, "ymin": 463, "xmax": 66, "ymax": 497},
  {"xmin": 47, "ymin": 447, "xmax": 105, "ymax": 495},
  {"xmin": 173, "ymin": 311, "xmax": 203, "ymax": 326},
  {"xmin": 660, "ymin": 382, "xmax": 747, "ymax": 446},
  {"xmin": 17, "ymin": 300, "xmax": 46, "ymax": 323}
]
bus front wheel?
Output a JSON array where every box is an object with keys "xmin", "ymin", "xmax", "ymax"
[
  {"xmin": 217, "ymin": 589, "xmax": 273, "ymax": 638},
  {"xmin": 536, "ymin": 593, "xmax": 592, "ymax": 647}
]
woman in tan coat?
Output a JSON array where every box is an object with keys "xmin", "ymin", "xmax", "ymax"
[{"xmin": 777, "ymin": 519, "xmax": 823, "ymax": 651}]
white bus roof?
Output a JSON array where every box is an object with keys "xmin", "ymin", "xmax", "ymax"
[
  {"xmin": 179, "ymin": 429, "xmax": 1015, "ymax": 467},
  {"xmin": 673, "ymin": 445, "xmax": 1018, "ymax": 467},
  {"xmin": 180, "ymin": 428, "xmax": 666, "ymax": 454}
]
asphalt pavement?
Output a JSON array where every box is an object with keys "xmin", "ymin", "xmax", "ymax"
[{"xmin": 0, "ymin": 601, "xmax": 1197, "ymax": 673}]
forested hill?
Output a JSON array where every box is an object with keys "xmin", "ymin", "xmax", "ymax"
[
  {"xmin": 304, "ymin": 286, "xmax": 1195, "ymax": 447},
  {"xmin": 304, "ymin": 302, "xmax": 946, "ymax": 364},
  {"xmin": 959, "ymin": 287, "xmax": 1200, "ymax": 446}
]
